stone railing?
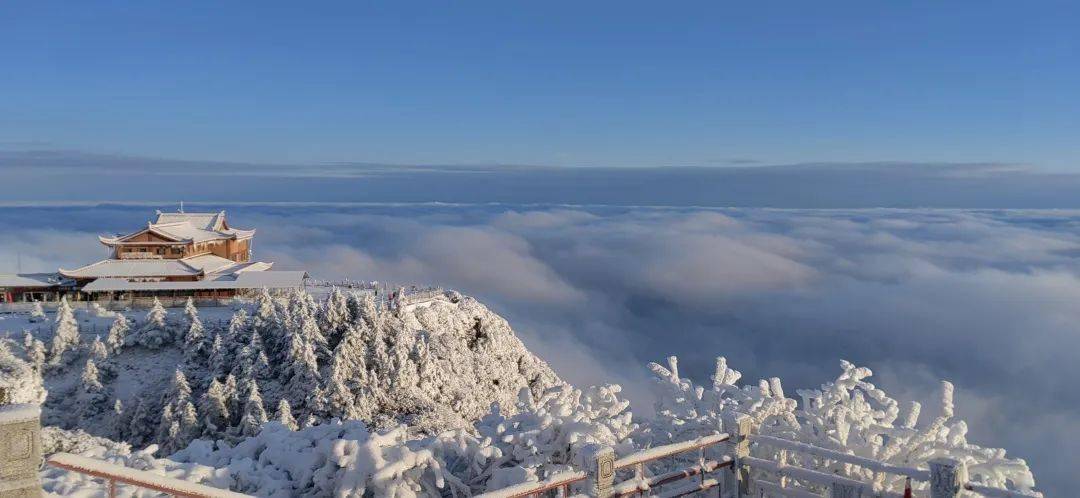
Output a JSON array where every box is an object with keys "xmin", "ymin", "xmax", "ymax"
[{"xmin": 0, "ymin": 403, "xmax": 42, "ymax": 497}]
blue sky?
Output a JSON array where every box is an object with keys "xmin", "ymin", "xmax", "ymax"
[{"xmin": 2, "ymin": 1, "xmax": 1077, "ymax": 169}]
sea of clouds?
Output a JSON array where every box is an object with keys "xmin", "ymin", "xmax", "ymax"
[{"xmin": 1, "ymin": 203, "xmax": 1077, "ymax": 495}]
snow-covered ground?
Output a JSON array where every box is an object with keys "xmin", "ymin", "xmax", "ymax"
[{"xmin": 0, "ymin": 288, "xmax": 1042, "ymax": 496}]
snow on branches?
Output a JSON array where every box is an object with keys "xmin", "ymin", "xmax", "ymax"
[{"xmin": 647, "ymin": 355, "xmax": 1039, "ymax": 495}]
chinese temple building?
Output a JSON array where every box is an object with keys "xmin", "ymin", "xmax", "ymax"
[{"xmin": 0, "ymin": 209, "xmax": 307, "ymax": 304}]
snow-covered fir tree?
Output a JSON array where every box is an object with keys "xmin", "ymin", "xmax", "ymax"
[
  {"xmin": 110, "ymin": 399, "xmax": 125, "ymax": 440},
  {"xmin": 0, "ymin": 342, "xmax": 46, "ymax": 405},
  {"xmin": 105, "ymin": 313, "xmax": 129, "ymax": 354},
  {"xmin": 199, "ymin": 378, "xmax": 230, "ymax": 434},
  {"xmin": 236, "ymin": 379, "xmax": 268, "ymax": 437},
  {"xmin": 223, "ymin": 308, "xmax": 250, "ymax": 357},
  {"xmin": 48, "ymin": 297, "xmax": 80, "ymax": 364},
  {"xmin": 319, "ymin": 286, "xmax": 350, "ymax": 348},
  {"xmin": 161, "ymin": 369, "xmax": 193, "ymax": 413},
  {"xmin": 183, "ymin": 297, "xmax": 199, "ymax": 329},
  {"xmin": 281, "ymin": 329, "xmax": 320, "ymax": 412},
  {"xmin": 87, "ymin": 335, "xmax": 116, "ymax": 381},
  {"xmin": 23, "ymin": 331, "xmax": 46, "ymax": 372},
  {"xmin": 133, "ymin": 298, "xmax": 172, "ymax": 349},
  {"xmin": 88, "ymin": 335, "xmax": 108, "ymax": 363},
  {"xmin": 183, "ymin": 316, "xmax": 208, "ymax": 366},
  {"xmin": 77, "ymin": 359, "xmax": 109, "ymax": 423},
  {"xmin": 251, "ymin": 289, "xmax": 282, "ymax": 354},
  {"xmin": 176, "ymin": 399, "xmax": 200, "ymax": 451},
  {"xmin": 323, "ymin": 336, "xmax": 361, "ymax": 420},
  {"xmin": 29, "ymin": 301, "xmax": 47, "ymax": 322},
  {"xmin": 155, "ymin": 404, "xmax": 179, "ymax": 451},
  {"xmin": 223, "ymin": 373, "xmax": 241, "ymax": 426},
  {"xmin": 232, "ymin": 329, "xmax": 270, "ymax": 380},
  {"xmin": 274, "ymin": 398, "xmax": 298, "ymax": 431},
  {"xmin": 207, "ymin": 333, "xmax": 228, "ymax": 379},
  {"xmin": 127, "ymin": 396, "xmax": 157, "ymax": 447},
  {"xmin": 346, "ymin": 291, "xmax": 378, "ymax": 328}
]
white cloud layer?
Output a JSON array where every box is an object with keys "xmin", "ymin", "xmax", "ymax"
[{"xmin": 1, "ymin": 204, "xmax": 1077, "ymax": 495}]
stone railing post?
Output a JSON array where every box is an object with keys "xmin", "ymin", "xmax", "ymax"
[
  {"xmin": 929, "ymin": 458, "xmax": 966, "ymax": 498},
  {"xmin": 722, "ymin": 413, "xmax": 753, "ymax": 498},
  {"xmin": 0, "ymin": 403, "xmax": 43, "ymax": 497},
  {"xmin": 581, "ymin": 444, "xmax": 615, "ymax": 498}
]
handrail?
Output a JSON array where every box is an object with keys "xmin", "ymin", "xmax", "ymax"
[
  {"xmin": 749, "ymin": 434, "xmax": 1043, "ymax": 498},
  {"xmin": 473, "ymin": 470, "xmax": 586, "ymax": 498},
  {"xmin": 613, "ymin": 433, "xmax": 729, "ymax": 470},
  {"xmin": 750, "ymin": 434, "xmax": 931, "ymax": 481},
  {"xmin": 476, "ymin": 434, "xmax": 731, "ymax": 498},
  {"xmin": 47, "ymin": 453, "xmax": 251, "ymax": 498}
]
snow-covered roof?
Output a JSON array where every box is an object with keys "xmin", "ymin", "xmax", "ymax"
[
  {"xmin": 60, "ymin": 259, "xmax": 201, "ymax": 279},
  {"xmin": 150, "ymin": 222, "xmax": 255, "ymax": 243},
  {"xmin": 0, "ymin": 273, "xmax": 65, "ymax": 288},
  {"xmin": 101, "ymin": 210, "xmax": 254, "ymax": 246},
  {"xmin": 60, "ymin": 255, "xmax": 269, "ymax": 279},
  {"xmin": 178, "ymin": 254, "xmax": 239, "ymax": 274},
  {"xmin": 154, "ymin": 211, "xmax": 226, "ymax": 230},
  {"xmin": 80, "ymin": 271, "xmax": 308, "ymax": 292},
  {"xmin": 226, "ymin": 261, "xmax": 274, "ymax": 273}
]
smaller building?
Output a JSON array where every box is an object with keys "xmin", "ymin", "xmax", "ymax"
[{"xmin": 0, "ymin": 209, "xmax": 307, "ymax": 306}]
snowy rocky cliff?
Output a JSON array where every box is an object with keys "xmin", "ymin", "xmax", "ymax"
[{"xmin": 27, "ymin": 288, "xmax": 561, "ymax": 454}]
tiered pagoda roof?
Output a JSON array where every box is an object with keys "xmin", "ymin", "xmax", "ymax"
[
  {"xmin": 98, "ymin": 210, "xmax": 255, "ymax": 246},
  {"xmin": 57, "ymin": 254, "xmax": 266, "ymax": 279}
]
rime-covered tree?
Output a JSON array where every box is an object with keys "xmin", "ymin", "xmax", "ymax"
[
  {"xmin": 223, "ymin": 373, "xmax": 241, "ymax": 426},
  {"xmin": 324, "ymin": 353, "xmax": 358, "ymax": 419},
  {"xmin": 279, "ymin": 290, "xmax": 326, "ymax": 360},
  {"xmin": 134, "ymin": 298, "xmax": 172, "ymax": 349},
  {"xmin": 0, "ymin": 342, "xmax": 46, "ymax": 405},
  {"xmin": 299, "ymin": 307, "xmax": 330, "ymax": 361},
  {"xmin": 237, "ymin": 379, "xmax": 268, "ymax": 437},
  {"xmin": 88, "ymin": 335, "xmax": 116, "ymax": 381},
  {"xmin": 183, "ymin": 316, "xmax": 209, "ymax": 365},
  {"xmin": 110, "ymin": 398, "xmax": 126, "ymax": 440},
  {"xmin": 251, "ymin": 288, "xmax": 282, "ymax": 354},
  {"xmin": 207, "ymin": 333, "xmax": 229, "ymax": 379},
  {"xmin": 224, "ymin": 308, "xmax": 250, "ymax": 357},
  {"xmin": 157, "ymin": 398, "xmax": 201, "ymax": 454},
  {"xmin": 282, "ymin": 331, "xmax": 320, "ymax": 410},
  {"xmin": 176, "ymin": 400, "xmax": 200, "ymax": 448},
  {"xmin": 155, "ymin": 404, "xmax": 178, "ymax": 449},
  {"xmin": 88, "ymin": 335, "xmax": 108, "ymax": 363},
  {"xmin": 29, "ymin": 301, "xmax": 47, "ymax": 322},
  {"xmin": 232, "ymin": 329, "xmax": 271, "ymax": 380},
  {"xmin": 48, "ymin": 296, "xmax": 80, "ymax": 363},
  {"xmin": 274, "ymin": 398, "xmax": 298, "ymax": 431},
  {"xmin": 183, "ymin": 297, "xmax": 199, "ymax": 328},
  {"xmin": 154, "ymin": 369, "xmax": 195, "ymax": 449},
  {"xmin": 23, "ymin": 332, "xmax": 46, "ymax": 372},
  {"xmin": 162, "ymin": 369, "xmax": 193, "ymax": 410},
  {"xmin": 199, "ymin": 378, "xmax": 230, "ymax": 434},
  {"xmin": 288, "ymin": 288, "xmax": 319, "ymax": 324},
  {"xmin": 319, "ymin": 287, "xmax": 350, "ymax": 348},
  {"xmin": 105, "ymin": 313, "xmax": 129, "ymax": 353},
  {"xmin": 77, "ymin": 359, "xmax": 109, "ymax": 423},
  {"xmin": 127, "ymin": 396, "xmax": 157, "ymax": 447},
  {"xmin": 346, "ymin": 291, "xmax": 378, "ymax": 328}
]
